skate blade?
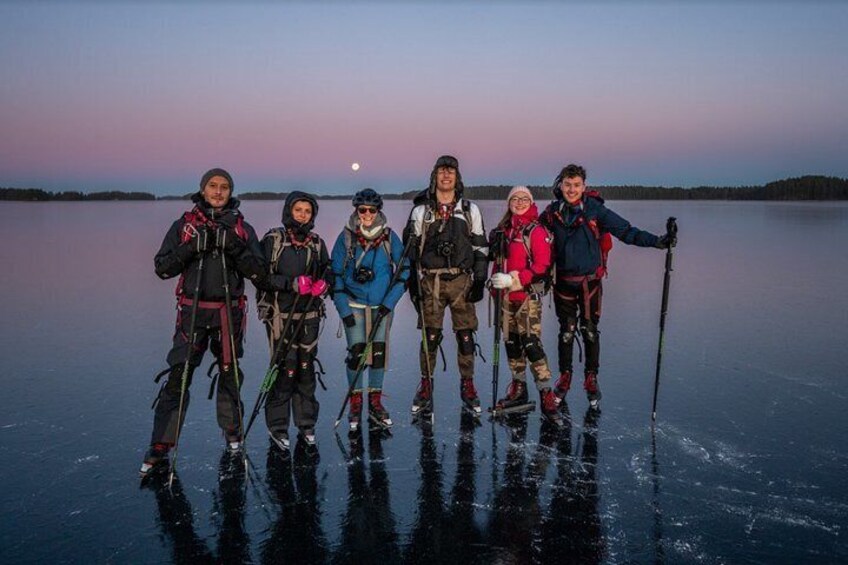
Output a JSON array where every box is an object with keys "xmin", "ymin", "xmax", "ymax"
[
  {"xmin": 489, "ymin": 401, "xmax": 537, "ymax": 417},
  {"xmin": 368, "ymin": 414, "xmax": 393, "ymax": 430}
]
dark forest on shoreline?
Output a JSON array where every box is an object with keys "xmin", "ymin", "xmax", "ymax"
[{"xmin": 3, "ymin": 175, "xmax": 847, "ymax": 202}]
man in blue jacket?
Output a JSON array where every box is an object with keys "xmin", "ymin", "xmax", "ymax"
[{"xmin": 542, "ymin": 164, "xmax": 675, "ymax": 409}]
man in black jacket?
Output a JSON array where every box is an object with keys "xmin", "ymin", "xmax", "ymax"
[
  {"xmin": 141, "ymin": 168, "xmax": 265, "ymax": 476},
  {"xmin": 404, "ymin": 155, "xmax": 489, "ymax": 416}
]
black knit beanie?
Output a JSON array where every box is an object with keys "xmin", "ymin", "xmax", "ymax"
[{"xmin": 200, "ymin": 168, "xmax": 234, "ymax": 191}]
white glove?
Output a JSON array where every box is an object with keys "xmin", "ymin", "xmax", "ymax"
[{"xmin": 490, "ymin": 272, "xmax": 513, "ymax": 290}]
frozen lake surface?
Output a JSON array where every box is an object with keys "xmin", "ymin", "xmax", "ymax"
[{"xmin": 1, "ymin": 199, "xmax": 846, "ymax": 563}]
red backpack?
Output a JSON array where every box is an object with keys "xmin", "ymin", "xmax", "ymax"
[{"xmin": 582, "ymin": 191, "xmax": 613, "ymax": 279}]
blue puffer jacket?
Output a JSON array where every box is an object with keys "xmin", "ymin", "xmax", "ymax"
[
  {"xmin": 331, "ymin": 228, "xmax": 409, "ymax": 319},
  {"xmin": 542, "ymin": 195, "xmax": 659, "ymax": 277}
]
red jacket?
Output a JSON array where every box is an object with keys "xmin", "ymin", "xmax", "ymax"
[{"xmin": 490, "ymin": 204, "xmax": 553, "ymax": 303}]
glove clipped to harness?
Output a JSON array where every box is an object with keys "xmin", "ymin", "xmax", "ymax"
[{"xmin": 466, "ymin": 279, "xmax": 486, "ymax": 303}]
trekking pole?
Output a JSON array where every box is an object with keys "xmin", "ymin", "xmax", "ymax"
[
  {"xmin": 245, "ymin": 264, "xmax": 330, "ymax": 439},
  {"xmin": 219, "ymin": 230, "xmax": 248, "ymax": 474},
  {"xmin": 651, "ymin": 217, "xmax": 677, "ymax": 423},
  {"xmin": 333, "ymin": 236, "xmax": 413, "ymax": 429},
  {"xmin": 169, "ymin": 248, "xmax": 207, "ymax": 490},
  {"xmin": 418, "ymin": 294, "xmax": 435, "ymax": 424},
  {"xmin": 491, "ymin": 238, "xmax": 505, "ymax": 411},
  {"xmin": 243, "ymin": 293, "xmax": 303, "ymax": 438}
]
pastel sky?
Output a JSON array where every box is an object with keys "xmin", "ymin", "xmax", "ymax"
[{"xmin": 2, "ymin": 2, "xmax": 847, "ymax": 196}]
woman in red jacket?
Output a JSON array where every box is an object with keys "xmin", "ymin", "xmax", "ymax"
[{"xmin": 488, "ymin": 186, "xmax": 561, "ymax": 425}]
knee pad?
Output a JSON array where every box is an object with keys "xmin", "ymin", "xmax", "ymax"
[
  {"xmin": 456, "ymin": 329, "xmax": 475, "ymax": 356},
  {"xmin": 346, "ymin": 342, "xmax": 367, "ymax": 371},
  {"xmin": 523, "ymin": 336, "xmax": 546, "ymax": 363},
  {"xmin": 559, "ymin": 317, "xmax": 577, "ymax": 346},
  {"xmin": 424, "ymin": 328, "xmax": 443, "ymax": 352},
  {"xmin": 371, "ymin": 342, "xmax": 387, "ymax": 369},
  {"xmin": 504, "ymin": 333, "xmax": 523, "ymax": 360},
  {"xmin": 580, "ymin": 320, "xmax": 599, "ymax": 344},
  {"xmin": 297, "ymin": 359, "xmax": 313, "ymax": 379}
]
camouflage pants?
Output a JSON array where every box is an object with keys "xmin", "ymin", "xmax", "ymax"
[
  {"xmin": 503, "ymin": 298, "xmax": 552, "ymax": 389},
  {"xmin": 419, "ymin": 272, "xmax": 478, "ymax": 379}
]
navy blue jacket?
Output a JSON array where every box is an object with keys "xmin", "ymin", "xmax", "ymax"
[
  {"xmin": 542, "ymin": 196, "xmax": 659, "ymax": 277},
  {"xmin": 331, "ymin": 228, "xmax": 410, "ymax": 319}
]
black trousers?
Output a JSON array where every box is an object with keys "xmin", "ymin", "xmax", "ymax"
[
  {"xmin": 264, "ymin": 318, "xmax": 321, "ymax": 434},
  {"xmin": 151, "ymin": 303, "xmax": 246, "ymax": 444},
  {"xmin": 553, "ymin": 279, "xmax": 602, "ymax": 374}
]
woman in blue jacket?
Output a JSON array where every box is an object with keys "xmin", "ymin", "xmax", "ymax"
[{"xmin": 331, "ymin": 189, "xmax": 409, "ymax": 432}]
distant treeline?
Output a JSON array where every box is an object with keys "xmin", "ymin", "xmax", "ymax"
[
  {"xmin": 0, "ymin": 188, "xmax": 156, "ymax": 201},
  {"xmin": 3, "ymin": 175, "xmax": 847, "ymax": 202}
]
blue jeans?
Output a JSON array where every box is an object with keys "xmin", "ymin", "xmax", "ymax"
[{"xmin": 344, "ymin": 307, "xmax": 391, "ymax": 391}]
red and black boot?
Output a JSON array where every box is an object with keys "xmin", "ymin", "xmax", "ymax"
[
  {"xmin": 348, "ymin": 391, "xmax": 363, "ymax": 432},
  {"xmin": 411, "ymin": 377, "xmax": 433, "ymax": 415},
  {"xmin": 584, "ymin": 371, "xmax": 602, "ymax": 409},
  {"xmin": 493, "ymin": 379, "xmax": 535, "ymax": 416},
  {"xmin": 540, "ymin": 388, "xmax": 564, "ymax": 426},
  {"xmin": 369, "ymin": 390, "xmax": 393, "ymax": 429},
  {"xmin": 140, "ymin": 442, "xmax": 171, "ymax": 478},
  {"xmin": 461, "ymin": 378, "xmax": 482, "ymax": 415},
  {"xmin": 554, "ymin": 370, "xmax": 572, "ymax": 400}
]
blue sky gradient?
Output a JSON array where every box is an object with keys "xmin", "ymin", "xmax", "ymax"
[{"xmin": 1, "ymin": 2, "xmax": 846, "ymax": 195}]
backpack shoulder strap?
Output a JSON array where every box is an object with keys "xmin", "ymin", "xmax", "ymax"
[
  {"xmin": 461, "ymin": 199, "xmax": 474, "ymax": 236},
  {"xmin": 381, "ymin": 228, "xmax": 396, "ymax": 271},
  {"xmin": 267, "ymin": 228, "xmax": 286, "ymax": 272},
  {"xmin": 342, "ymin": 229, "xmax": 356, "ymax": 273}
]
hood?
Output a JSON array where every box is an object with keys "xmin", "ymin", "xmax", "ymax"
[
  {"xmin": 417, "ymin": 154, "xmax": 465, "ymax": 205},
  {"xmin": 282, "ymin": 190, "xmax": 319, "ymax": 235}
]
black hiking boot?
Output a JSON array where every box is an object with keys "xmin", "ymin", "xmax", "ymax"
[
  {"xmin": 299, "ymin": 427, "xmax": 317, "ymax": 447},
  {"xmin": 140, "ymin": 443, "xmax": 170, "ymax": 477},
  {"xmin": 224, "ymin": 429, "xmax": 242, "ymax": 452},
  {"xmin": 411, "ymin": 377, "xmax": 433, "ymax": 414},
  {"xmin": 269, "ymin": 429, "xmax": 290, "ymax": 451},
  {"xmin": 461, "ymin": 378, "xmax": 482, "ymax": 415},
  {"xmin": 349, "ymin": 391, "xmax": 363, "ymax": 432},
  {"xmin": 369, "ymin": 390, "xmax": 393, "ymax": 428},
  {"xmin": 584, "ymin": 371, "xmax": 602, "ymax": 409}
]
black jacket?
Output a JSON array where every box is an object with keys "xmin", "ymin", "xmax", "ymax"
[{"xmin": 154, "ymin": 193, "xmax": 265, "ymax": 300}]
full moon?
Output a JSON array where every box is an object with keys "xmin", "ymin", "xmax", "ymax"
[{"xmin": 351, "ymin": 162, "xmax": 360, "ymax": 172}]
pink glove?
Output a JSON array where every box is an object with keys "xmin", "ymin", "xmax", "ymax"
[
  {"xmin": 294, "ymin": 275, "xmax": 313, "ymax": 296},
  {"xmin": 310, "ymin": 279, "xmax": 329, "ymax": 297}
]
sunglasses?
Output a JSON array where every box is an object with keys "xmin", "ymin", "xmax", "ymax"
[{"xmin": 357, "ymin": 206, "xmax": 378, "ymax": 215}]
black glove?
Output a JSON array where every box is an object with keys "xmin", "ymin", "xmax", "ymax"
[
  {"xmin": 466, "ymin": 279, "xmax": 486, "ymax": 303},
  {"xmin": 175, "ymin": 226, "xmax": 210, "ymax": 262},
  {"xmin": 655, "ymin": 234, "xmax": 677, "ymax": 249},
  {"xmin": 376, "ymin": 305, "xmax": 391, "ymax": 320},
  {"xmin": 218, "ymin": 227, "xmax": 247, "ymax": 256},
  {"xmin": 343, "ymin": 315, "xmax": 356, "ymax": 328},
  {"xmin": 488, "ymin": 229, "xmax": 505, "ymax": 260}
]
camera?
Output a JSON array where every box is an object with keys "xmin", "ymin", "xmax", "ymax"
[
  {"xmin": 436, "ymin": 240, "xmax": 456, "ymax": 258},
  {"xmin": 354, "ymin": 267, "xmax": 374, "ymax": 283}
]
